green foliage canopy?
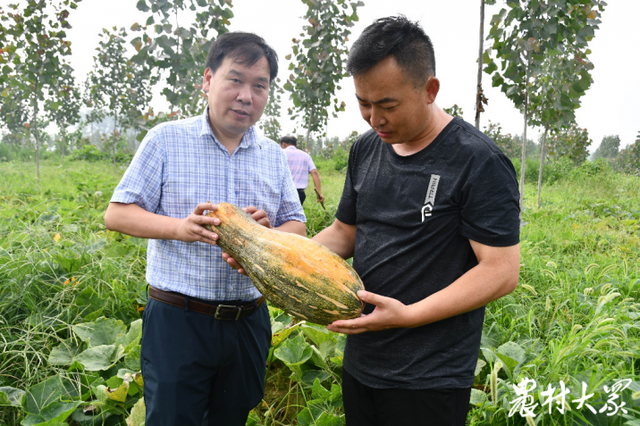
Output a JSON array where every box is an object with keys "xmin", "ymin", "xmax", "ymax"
[
  {"xmin": 259, "ymin": 77, "xmax": 284, "ymax": 142},
  {"xmin": 284, "ymin": 0, "xmax": 363, "ymax": 138},
  {"xmin": 0, "ymin": 0, "xmax": 82, "ymax": 183},
  {"xmin": 85, "ymin": 27, "xmax": 151, "ymax": 134},
  {"xmin": 614, "ymin": 131, "xmax": 640, "ymax": 176},
  {"xmin": 592, "ymin": 134, "xmax": 620, "ymax": 160},
  {"xmin": 548, "ymin": 123, "xmax": 591, "ymax": 165},
  {"xmin": 130, "ymin": 0, "xmax": 234, "ymax": 118}
]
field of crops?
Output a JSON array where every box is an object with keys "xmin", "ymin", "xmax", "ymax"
[{"xmin": 1, "ymin": 157, "xmax": 639, "ymax": 426}]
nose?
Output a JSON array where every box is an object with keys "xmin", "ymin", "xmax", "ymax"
[
  {"xmin": 369, "ymin": 108, "xmax": 387, "ymax": 128},
  {"xmin": 236, "ymin": 84, "xmax": 252, "ymax": 104}
]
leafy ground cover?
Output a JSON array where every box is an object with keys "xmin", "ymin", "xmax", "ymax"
[{"xmin": 0, "ymin": 157, "xmax": 638, "ymax": 425}]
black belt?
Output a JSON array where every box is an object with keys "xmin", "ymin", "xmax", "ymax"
[{"xmin": 148, "ymin": 286, "xmax": 265, "ymax": 320}]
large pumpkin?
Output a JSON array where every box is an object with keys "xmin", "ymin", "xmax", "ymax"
[{"xmin": 206, "ymin": 203, "xmax": 364, "ymax": 325}]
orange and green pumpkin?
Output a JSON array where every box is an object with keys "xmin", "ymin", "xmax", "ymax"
[{"xmin": 206, "ymin": 203, "xmax": 364, "ymax": 325}]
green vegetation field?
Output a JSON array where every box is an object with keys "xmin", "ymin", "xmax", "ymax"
[{"xmin": 1, "ymin": 157, "xmax": 639, "ymax": 426}]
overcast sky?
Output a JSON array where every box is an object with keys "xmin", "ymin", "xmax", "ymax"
[{"xmin": 66, "ymin": 0, "xmax": 640, "ymax": 152}]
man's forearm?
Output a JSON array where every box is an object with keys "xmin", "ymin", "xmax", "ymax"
[
  {"xmin": 105, "ymin": 202, "xmax": 180, "ymax": 240},
  {"xmin": 312, "ymin": 219, "xmax": 356, "ymax": 259},
  {"xmin": 310, "ymin": 170, "xmax": 322, "ymax": 194},
  {"xmin": 275, "ymin": 220, "xmax": 306, "ymax": 236}
]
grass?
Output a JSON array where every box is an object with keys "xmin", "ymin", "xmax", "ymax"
[
  {"xmin": 1, "ymin": 156, "xmax": 639, "ymax": 425},
  {"xmin": 470, "ymin": 170, "xmax": 640, "ymax": 425}
]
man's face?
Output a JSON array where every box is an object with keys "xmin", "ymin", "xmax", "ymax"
[
  {"xmin": 203, "ymin": 55, "xmax": 270, "ymax": 142},
  {"xmin": 354, "ymin": 56, "xmax": 434, "ymax": 146}
]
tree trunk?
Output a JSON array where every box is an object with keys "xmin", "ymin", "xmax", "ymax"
[
  {"xmin": 537, "ymin": 128, "xmax": 548, "ymax": 208},
  {"xmin": 112, "ymin": 111, "xmax": 118, "ymax": 171},
  {"xmin": 306, "ymin": 107, "xmax": 314, "ymax": 151},
  {"xmin": 475, "ymin": 0, "xmax": 486, "ymax": 129},
  {"xmin": 61, "ymin": 127, "xmax": 66, "ymax": 166},
  {"xmin": 33, "ymin": 80, "xmax": 40, "ymax": 187},
  {"xmin": 519, "ymin": 76, "xmax": 529, "ymax": 220}
]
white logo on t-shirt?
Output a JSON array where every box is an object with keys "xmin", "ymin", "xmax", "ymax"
[{"xmin": 422, "ymin": 174, "xmax": 440, "ymax": 223}]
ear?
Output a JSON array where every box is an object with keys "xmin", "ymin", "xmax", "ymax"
[
  {"xmin": 424, "ymin": 76, "xmax": 440, "ymax": 104},
  {"xmin": 202, "ymin": 68, "xmax": 213, "ymax": 92}
]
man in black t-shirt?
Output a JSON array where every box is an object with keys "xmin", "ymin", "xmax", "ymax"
[{"xmin": 312, "ymin": 16, "xmax": 521, "ymax": 426}]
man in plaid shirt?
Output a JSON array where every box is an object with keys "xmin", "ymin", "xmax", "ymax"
[{"xmin": 105, "ymin": 32, "xmax": 305, "ymax": 426}]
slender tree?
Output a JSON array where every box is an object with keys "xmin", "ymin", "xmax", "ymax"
[
  {"xmin": 86, "ymin": 27, "xmax": 152, "ymax": 170},
  {"xmin": 49, "ymin": 57, "xmax": 81, "ymax": 164},
  {"xmin": 614, "ymin": 131, "xmax": 640, "ymax": 176},
  {"xmin": 475, "ymin": 0, "xmax": 496, "ymax": 128},
  {"xmin": 259, "ymin": 77, "xmax": 284, "ymax": 142},
  {"xmin": 531, "ymin": 45, "xmax": 594, "ymax": 207},
  {"xmin": 484, "ymin": 0, "xmax": 605, "ymax": 216},
  {"xmin": 2, "ymin": 0, "xmax": 81, "ymax": 184},
  {"xmin": 592, "ymin": 135, "xmax": 620, "ymax": 160},
  {"xmin": 547, "ymin": 123, "xmax": 591, "ymax": 166},
  {"xmin": 284, "ymin": 0, "xmax": 363, "ymax": 145}
]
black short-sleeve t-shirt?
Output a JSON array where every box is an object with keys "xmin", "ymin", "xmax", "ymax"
[{"xmin": 336, "ymin": 117, "xmax": 520, "ymax": 390}]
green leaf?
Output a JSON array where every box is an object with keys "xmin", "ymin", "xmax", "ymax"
[
  {"xmin": 75, "ymin": 345, "xmax": 117, "ymax": 371},
  {"xmin": 0, "ymin": 387, "xmax": 25, "ymax": 407},
  {"xmin": 115, "ymin": 319, "xmax": 142, "ymax": 351},
  {"xmin": 274, "ymin": 333, "xmax": 313, "ymax": 367},
  {"xmin": 496, "ymin": 341, "xmax": 526, "ymax": 365},
  {"xmin": 298, "ymin": 406, "xmax": 344, "ymax": 426},
  {"xmin": 22, "ymin": 376, "xmax": 69, "ymax": 415},
  {"xmin": 126, "ymin": 397, "xmax": 146, "ymax": 426},
  {"xmin": 494, "ymin": 352, "xmax": 518, "ymax": 378},
  {"xmin": 21, "ymin": 401, "xmax": 82, "ymax": 426},
  {"xmin": 484, "ymin": 61, "xmax": 498, "ymax": 75},
  {"xmin": 302, "ymin": 323, "xmax": 335, "ymax": 346},
  {"xmin": 48, "ymin": 339, "xmax": 83, "ymax": 366},
  {"xmin": 136, "ymin": 0, "xmax": 150, "ymax": 12},
  {"xmin": 72, "ymin": 317, "xmax": 127, "ymax": 347},
  {"xmin": 272, "ymin": 323, "xmax": 300, "ymax": 347},
  {"xmin": 299, "ymin": 366, "xmax": 331, "ymax": 387},
  {"xmin": 75, "ymin": 286, "xmax": 107, "ymax": 319},
  {"xmin": 105, "ymin": 382, "xmax": 128, "ymax": 403},
  {"xmin": 311, "ymin": 379, "xmax": 342, "ymax": 407},
  {"xmin": 470, "ymin": 388, "xmax": 488, "ymax": 406}
]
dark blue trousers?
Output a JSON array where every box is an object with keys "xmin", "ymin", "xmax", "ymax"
[{"xmin": 141, "ymin": 297, "xmax": 271, "ymax": 426}]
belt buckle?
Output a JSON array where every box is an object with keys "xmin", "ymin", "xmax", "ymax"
[{"xmin": 215, "ymin": 304, "xmax": 242, "ymax": 320}]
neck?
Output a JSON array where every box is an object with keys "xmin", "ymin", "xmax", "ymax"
[
  {"xmin": 393, "ymin": 105, "xmax": 453, "ymax": 156},
  {"xmin": 209, "ymin": 120, "xmax": 244, "ymax": 154}
]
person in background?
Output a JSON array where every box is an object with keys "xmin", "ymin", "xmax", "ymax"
[
  {"xmin": 104, "ymin": 31, "xmax": 305, "ymax": 426},
  {"xmin": 311, "ymin": 16, "xmax": 521, "ymax": 426},
  {"xmin": 281, "ymin": 135, "xmax": 325, "ymax": 205}
]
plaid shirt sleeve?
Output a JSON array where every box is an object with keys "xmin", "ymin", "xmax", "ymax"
[{"xmin": 111, "ymin": 125, "xmax": 165, "ymax": 211}]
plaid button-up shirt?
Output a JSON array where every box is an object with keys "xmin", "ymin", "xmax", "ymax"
[{"xmin": 111, "ymin": 108, "xmax": 305, "ymax": 301}]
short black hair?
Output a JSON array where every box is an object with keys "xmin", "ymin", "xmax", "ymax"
[
  {"xmin": 347, "ymin": 15, "xmax": 435, "ymax": 87},
  {"xmin": 280, "ymin": 136, "xmax": 297, "ymax": 146},
  {"xmin": 205, "ymin": 32, "xmax": 278, "ymax": 82}
]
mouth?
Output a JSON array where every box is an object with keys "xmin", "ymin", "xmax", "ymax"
[
  {"xmin": 376, "ymin": 130, "xmax": 392, "ymax": 139},
  {"xmin": 231, "ymin": 109, "xmax": 250, "ymax": 118}
]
